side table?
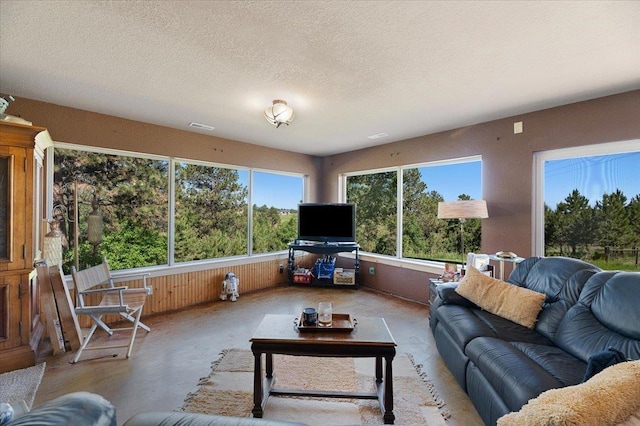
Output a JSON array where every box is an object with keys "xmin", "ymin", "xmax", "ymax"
[
  {"xmin": 488, "ymin": 255, "xmax": 524, "ymax": 280},
  {"xmin": 428, "ymin": 278, "xmax": 446, "ymax": 305}
]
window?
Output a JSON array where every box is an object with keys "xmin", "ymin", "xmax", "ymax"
[
  {"xmin": 174, "ymin": 161, "xmax": 248, "ymax": 262},
  {"xmin": 534, "ymin": 140, "xmax": 640, "ymax": 270},
  {"xmin": 53, "ymin": 147, "xmax": 169, "ymax": 273},
  {"xmin": 403, "ymin": 159, "xmax": 482, "ymax": 263},
  {"xmin": 345, "ymin": 157, "xmax": 482, "ymax": 263},
  {"xmin": 53, "ymin": 146, "xmax": 304, "ymax": 273},
  {"xmin": 346, "ymin": 170, "xmax": 398, "ymax": 256},
  {"xmin": 251, "ymin": 171, "xmax": 302, "ymax": 254}
]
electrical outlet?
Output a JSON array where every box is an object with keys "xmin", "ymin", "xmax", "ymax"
[
  {"xmin": 279, "ymin": 264, "xmax": 284, "ymax": 273},
  {"xmin": 369, "ymin": 267, "xmax": 375, "ymax": 275},
  {"xmin": 146, "ymin": 285, "xmax": 153, "ymax": 295}
]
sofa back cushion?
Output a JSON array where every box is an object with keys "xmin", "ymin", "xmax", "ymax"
[
  {"xmin": 508, "ymin": 257, "xmax": 600, "ymax": 340},
  {"xmin": 555, "ymin": 271, "xmax": 640, "ymax": 362}
]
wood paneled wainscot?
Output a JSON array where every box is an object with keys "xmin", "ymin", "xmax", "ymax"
[{"xmin": 0, "ymin": 121, "xmax": 50, "ymax": 373}]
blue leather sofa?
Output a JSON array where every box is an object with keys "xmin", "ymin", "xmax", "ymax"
[{"xmin": 429, "ymin": 256, "xmax": 640, "ymax": 425}]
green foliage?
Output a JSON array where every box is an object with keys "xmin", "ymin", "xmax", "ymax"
[
  {"xmin": 545, "ymin": 188, "xmax": 640, "ymax": 271},
  {"xmin": 348, "ymin": 169, "xmax": 482, "ymax": 262}
]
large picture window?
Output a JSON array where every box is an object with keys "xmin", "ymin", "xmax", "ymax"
[
  {"xmin": 403, "ymin": 159, "xmax": 482, "ymax": 263},
  {"xmin": 53, "ymin": 147, "xmax": 169, "ymax": 273},
  {"xmin": 174, "ymin": 161, "xmax": 248, "ymax": 262},
  {"xmin": 534, "ymin": 140, "xmax": 640, "ymax": 271},
  {"xmin": 346, "ymin": 170, "xmax": 398, "ymax": 256},
  {"xmin": 53, "ymin": 146, "xmax": 304, "ymax": 273},
  {"xmin": 251, "ymin": 171, "xmax": 302, "ymax": 254},
  {"xmin": 345, "ymin": 157, "xmax": 482, "ymax": 263}
]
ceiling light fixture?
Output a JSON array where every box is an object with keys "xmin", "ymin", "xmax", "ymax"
[{"xmin": 264, "ymin": 99, "xmax": 294, "ymax": 128}]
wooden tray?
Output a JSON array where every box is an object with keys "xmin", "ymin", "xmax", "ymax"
[{"xmin": 297, "ymin": 313, "xmax": 356, "ymax": 332}]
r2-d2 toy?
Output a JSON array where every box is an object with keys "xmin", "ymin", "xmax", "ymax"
[{"xmin": 220, "ymin": 272, "xmax": 239, "ymax": 302}]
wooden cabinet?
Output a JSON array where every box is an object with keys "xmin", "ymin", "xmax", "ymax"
[{"xmin": 0, "ymin": 121, "xmax": 49, "ymax": 373}]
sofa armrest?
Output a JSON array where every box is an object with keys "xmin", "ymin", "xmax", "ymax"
[
  {"xmin": 437, "ymin": 283, "xmax": 478, "ymax": 308},
  {"xmin": 124, "ymin": 411, "xmax": 309, "ymax": 426},
  {"xmin": 8, "ymin": 392, "xmax": 116, "ymax": 426}
]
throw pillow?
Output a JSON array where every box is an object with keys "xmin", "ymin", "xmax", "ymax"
[
  {"xmin": 497, "ymin": 360, "xmax": 640, "ymax": 426},
  {"xmin": 455, "ymin": 266, "xmax": 545, "ymax": 329}
]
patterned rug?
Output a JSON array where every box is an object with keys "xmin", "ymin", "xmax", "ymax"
[
  {"xmin": 182, "ymin": 348, "xmax": 448, "ymax": 425},
  {"xmin": 0, "ymin": 363, "xmax": 46, "ymax": 410}
]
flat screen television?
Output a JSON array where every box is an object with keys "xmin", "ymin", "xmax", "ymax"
[{"xmin": 297, "ymin": 203, "xmax": 356, "ymax": 243}]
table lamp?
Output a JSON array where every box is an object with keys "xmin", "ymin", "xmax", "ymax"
[{"xmin": 437, "ymin": 200, "xmax": 488, "ymax": 271}]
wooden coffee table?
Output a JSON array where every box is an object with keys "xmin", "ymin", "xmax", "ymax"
[{"xmin": 250, "ymin": 314, "xmax": 397, "ymax": 424}]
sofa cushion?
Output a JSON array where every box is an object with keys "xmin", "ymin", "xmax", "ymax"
[
  {"xmin": 555, "ymin": 271, "xmax": 640, "ymax": 362},
  {"xmin": 456, "ymin": 266, "xmax": 545, "ymax": 329},
  {"xmin": 507, "ymin": 256, "xmax": 600, "ymax": 340},
  {"xmin": 8, "ymin": 392, "xmax": 116, "ymax": 426},
  {"xmin": 433, "ymin": 304, "xmax": 553, "ymax": 349},
  {"xmin": 497, "ymin": 360, "xmax": 640, "ymax": 426},
  {"xmin": 466, "ymin": 337, "xmax": 582, "ymax": 412}
]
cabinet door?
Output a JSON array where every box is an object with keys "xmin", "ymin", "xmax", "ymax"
[
  {"xmin": 0, "ymin": 146, "xmax": 29, "ymax": 271},
  {"xmin": 0, "ymin": 273, "xmax": 27, "ymax": 351}
]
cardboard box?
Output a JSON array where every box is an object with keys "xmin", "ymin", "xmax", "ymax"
[{"xmin": 333, "ymin": 268, "xmax": 356, "ymax": 285}]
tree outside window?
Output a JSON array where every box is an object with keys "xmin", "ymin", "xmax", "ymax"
[
  {"xmin": 345, "ymin": 158, "xmax": 482, "ymax": 263},
  {"xmin": 543, "ymin": 149, "xmax": 640, "ymax": 270},
  {"xmin": 53, "ymin": 148, "xmax": 169, "ymax": 273}
]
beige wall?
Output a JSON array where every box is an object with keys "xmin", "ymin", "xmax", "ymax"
[
  {"xmin": 8, "ymin": 91, "xmax": 640, "ymax": 304},
  {"xmin": 321, "ymin": 90, "xmax": 640, "ymax": 256},
  {"xmin": 10, "ymin": 98, "xmax": 323, "ymax": 200},
  {"xmin": 320, "ymin": 90, "xmax": 640, "ymax": 299}
]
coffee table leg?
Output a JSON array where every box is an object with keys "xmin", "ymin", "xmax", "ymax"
[
  {"xmin": 376, "ymin": 356, "xmax": 383, "ymax": 383},
  {"xmin": 252, "ymin": 351, "xmax": 263, "ymax": 418},
  {"xmin": 383, "ymin": 355, "xmax": 395, "ymax": 424},
  {"xmin": 266, "ymin": 352, "xmax": 273, "ymax": 378}
]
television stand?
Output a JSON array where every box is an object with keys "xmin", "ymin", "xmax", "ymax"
[{"xmin": 287, "ymin": 242, "xmax": 360, "ymax": 288}]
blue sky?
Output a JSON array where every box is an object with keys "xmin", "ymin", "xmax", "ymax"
[
  {"xmin": 545, "ymin": 152, "xmax": 640, "ymax": 207},
  {"xmin": 418, "ymin": 161, "xmax": 482, "ymax": 201}
]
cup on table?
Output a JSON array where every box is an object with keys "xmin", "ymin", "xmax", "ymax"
[
  {"xmin": 318, "ymin": 302, "xmax": 332, "ymax": 327},
  {"xmin": 302, "ymin": 307, "xmax": 317, "ymax": 326}
]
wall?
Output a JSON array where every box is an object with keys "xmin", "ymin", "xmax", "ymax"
[
  {"xmin": 9, "ymin": 98, "xmax": 322, "ymax": 197},
  {"xmin": 78, "ymin": 257, "xmax": 287, "ymax": 327},
  {"xmin": 8, "ymin": 92, "xmax": 640, "ymax": 306},
  {"xmin": 321, "ymin": 90, "xmax": 640, "ymax": 298}
]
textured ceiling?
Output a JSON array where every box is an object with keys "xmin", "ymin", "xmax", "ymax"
[{"xmin": 1, "ymin": 1, "xmax": 639, "ymax": 156}]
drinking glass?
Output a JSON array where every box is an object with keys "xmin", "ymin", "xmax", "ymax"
[{"xmin": 318, "ymin": 302, "xmax": 332, "ymax": 327}]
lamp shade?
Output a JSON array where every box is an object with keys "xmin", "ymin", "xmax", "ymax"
[
  {"xmin": 437, "ymin": 200, "xmax": 488, "ymax": 220},
  {"xmin": 264, "ymin": 100, "xmax": 294, "ymax": 128}
]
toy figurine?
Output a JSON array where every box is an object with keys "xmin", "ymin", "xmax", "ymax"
[{"xmin": 220, "ymin": 272, "xmax": 239, "ymax": 302}]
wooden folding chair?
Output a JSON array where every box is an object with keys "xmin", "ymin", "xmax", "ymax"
[{"xmin": 71, "ymin": 257, "xmax": 152, "ymax": 363}]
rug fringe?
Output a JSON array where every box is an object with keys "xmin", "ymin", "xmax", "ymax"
[
  {"xmin": 182, "ymin": 349, "xmax": 231, "ymax": 410},
  {"xmin": 405, "ymin": 352, "xmax": 451, "ymax": 420}
]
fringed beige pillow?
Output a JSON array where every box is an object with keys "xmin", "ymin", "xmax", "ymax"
[
  {"xmin": 498, "ymin": 360, "xmax": 640, "ymax": 426},
  {"xmin": 455, "ymin": 265, "xmax": 545, "ymax": 329}
]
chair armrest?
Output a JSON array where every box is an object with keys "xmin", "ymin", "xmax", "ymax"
[
  {"xmin": 110, "ymin": 273, "xmax": 150, "ymax": 283},
  {"xmin": 80, "ymin": 286, "xmax": 129, "ymax": 295}
]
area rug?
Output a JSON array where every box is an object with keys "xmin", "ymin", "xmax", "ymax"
[
  {"xmin": 0, "ymin": 363, "xmax": 46, "ymax": 409},
  {"xmin": 182, "ymin": 348, "xmax": 448, "ymax": 425}
]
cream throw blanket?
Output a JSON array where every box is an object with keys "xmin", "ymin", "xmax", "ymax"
[{"xmin": 498, "ymin": 360, "xmax": 640, "ymax": 426}]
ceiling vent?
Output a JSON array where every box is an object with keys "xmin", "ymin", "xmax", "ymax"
[{"xmin": 189, "ymin": 122, "xmax": 215, "ymax": 131}]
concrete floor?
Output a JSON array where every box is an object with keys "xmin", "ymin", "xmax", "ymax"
[{"xmin": 35, "ymin": 285, "xmax": 484, "ymax": 426}]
